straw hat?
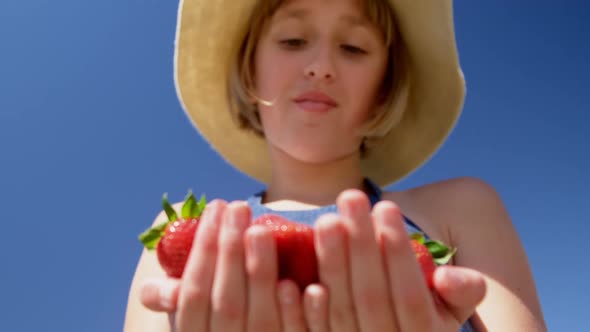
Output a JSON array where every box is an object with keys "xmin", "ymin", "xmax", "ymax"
[{"xmin": 173, "ymin": 0, "xmax": 465, "ymax": 187}]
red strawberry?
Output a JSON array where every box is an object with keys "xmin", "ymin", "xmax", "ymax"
[
  {"xmin": 139, "ymin": 190, "xmax": 207, "ymax": 278},
  {"xmin": 139, "ymin": 196, "xmax": 456, "ymax": 290},
  {"xmin": 252, "ymin": 214, "xmax": 318, "ymax": 292},
  {"xmin": 410, "ymin": 233, "xmax": 456, "ymax": 288}
]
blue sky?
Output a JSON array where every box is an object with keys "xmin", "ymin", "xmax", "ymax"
[{"xmin": 1, "ymin": 1, "xmax": 588, "ymax": 331}]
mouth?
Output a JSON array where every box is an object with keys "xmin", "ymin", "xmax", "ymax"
[{"xmin": 293, "ymin": 90, "xmax": 338, "ymax": 112}]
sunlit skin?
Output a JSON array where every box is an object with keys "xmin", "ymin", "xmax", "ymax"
[
  {"xmin": 254, "ymin": 0, "xmax": 389, "ymax": 205},
  {"xmin": 254, "ymin": 0, "xmax": 388, "ymax": 164},
  {"xmin": 125, "ymin": 1, "xmax": 547, "ymax": 331}
]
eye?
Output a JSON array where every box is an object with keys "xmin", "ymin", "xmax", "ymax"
[
  {"xmin": 341, "ymin": 44, "xmax": 367, "ymax": 55},
  {"xmin": 279, "ymin": 38, "xmax": 307, "ymax": 49}
]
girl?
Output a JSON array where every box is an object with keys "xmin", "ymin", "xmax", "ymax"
[{"xmin": 124, "ymin": 0, "xmax": 547, "ymax": 331}]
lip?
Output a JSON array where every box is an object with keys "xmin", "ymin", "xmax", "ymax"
[{"xmin": 293, "ymin": 90, "xmax": 338, "ymax": 112}]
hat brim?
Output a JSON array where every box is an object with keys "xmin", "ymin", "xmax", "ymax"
[{"xmin": 174, "ymin": 0, "xmax": 465, "ymax": 187}]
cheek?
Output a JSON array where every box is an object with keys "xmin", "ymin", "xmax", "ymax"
[
  {"xmin": 254, "ymin": 52, "xmax": 270, "ymax": 97},
  {"xmin": 351, "ymin": 60, "xmax": 388, "ymax": 118},
  {"xmin": 254, "ymin": 49, "xmax": 294, "ymax": 99},
  {"xmin": 347, "ymin": 71, "xmax": 384, "ymax": 120}
]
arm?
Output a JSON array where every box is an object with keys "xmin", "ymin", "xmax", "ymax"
[
  {"xmin": 124, "ymin": 201, "xmax": 307, "ymax": 332},
  {"xmin": 440, "ymin": 177, "xmax": 547, "ymax": 331},
  {"xmin": 131, "ymin": 190, "xmax": 488, "ymax": 331},
  {"xmin": 123, "ymin": 208, "xmax": 178, "ymax": 332}
]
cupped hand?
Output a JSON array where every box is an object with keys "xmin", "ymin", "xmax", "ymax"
[
  {"xmin": 305, "ymin": 190, "xmax": 486, "ymax": 332},
  {"xmin": 139, "ymin": 191, "xmax": 486, "ymax": 332},
  {"xmin": 138, "ymin": 200, "xmax": 307, "ymax": 332}
]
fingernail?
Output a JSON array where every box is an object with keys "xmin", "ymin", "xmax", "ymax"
[
  {"xmin": 224, "ymin": 202, "xmax": 249, "ymax": 232},
  {"xmin": 319, "ymin": 224, "xmax": 341, "ymax": 249},
  {"xmin": 160, "ymin": 282, "xmax": 176, "ymax": 309},
  {"xmin": 227, "ymin": 211, "xmax": 243, "ymax": 234},
  {"xmin": 338, "ymin": 191, "xmax": 369, "ymax": 216},
  {"xmin": 445, "ymin": 268, "xmax": 466, "ymax": 287},
  {"xmin": 305, "ymin": 285, "xmax": 323, "ymax": 310},
  {"xmin": 279, "ymin": 283, "xmax": 295, "ymax": 305},
  {"xmin": 312, "ymin": 292, "xmax": 323, "ymax": 310},
  {"xmin": 250, "ymin": 226, "xmax": 269, "ymax": 252}
]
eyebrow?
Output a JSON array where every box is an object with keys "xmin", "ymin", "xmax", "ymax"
[
  {"xmin": 274, "ymin": 8, "xmax": 372, "ymax": 29},
  {"xmin": 340, "ymin": 14, "xmax": 372, "ymax": 29},
  {"xmin": 274, "ymin": 8, "xmax": 308, "ymax": 21}
]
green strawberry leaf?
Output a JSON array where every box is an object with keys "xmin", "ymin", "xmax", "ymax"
[
  {"xmin": 196, "ymin": 194, "xmax": 206, "ymax": 216},
  {"xmin": 181, "ymin": 190, "xmax": 197, "ymax": 219},
  {"xmin": 138, "ymin": 221, "xmax": 169, "ymax": 250},
  {"xmin": 425, "ymin": 240, "xmax": 448, "ymax": 257},
  {"xmin": 424, "ymin": 239, "xmax": 457, "ymax": 265},
  {"xmin": 139, "ymin": 190, "xmax": 207, "ymax": 250},
  {"xmin": 181, "ymin": 191, "xmax": 207, "ymax": 218},
  {"xmin": 433, "ymin": 247, "xmax": 457, "ymax": 265},
  {"xmin": 162, "ymin": 193, "xmax": 178, "ymax": 222}
]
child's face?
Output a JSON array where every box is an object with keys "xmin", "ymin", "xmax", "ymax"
[{"xmin": 254, "ymin": 0, "xmax": 389, "ymax": 164}]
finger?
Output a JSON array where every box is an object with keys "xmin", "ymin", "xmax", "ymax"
[
  {"xmin": 277, "ymin": 279, "xmax": 307, "ymax": 332},
  {"xmin": 303, "ymin": 284, "xmax": 330, "ymax": 332},
  {"xmin": 314, "ymin": 214, "xmax": 358, "ymax": 332},
  {"xmin": 338, "ymin": 190, "xmax": 395, "ymax": 331},
  {"xmin": 139, "ymin": 277, "xmax": 180, "ymax": 312},
  {"xmin": 373, "ymin": 200, "xmax": 436, "ymax": 331},
  {"xmin": 210, "ymin": 202, "xmax": 251, "ymax": 331},
  {"xmin": 168, "ymin": 313, "xmax": 176, "ymax": 332},
  {"xmin": 433, "ymin": 265, "xmax": 487, "ymax": 324},
  {"xmin": 176, "ymin": 200, "xmax": 226, "ymax": 332},
  {"xmin": 245, "ymin": 225, "xmax": 281, "ymax": 332}
]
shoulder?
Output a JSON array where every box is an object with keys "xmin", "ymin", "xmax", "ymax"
[
  {"xmin": 385, "ymin": 176, "xmax": 500, "ymax": 210},
  {"xmin": 385, "ymin": 177, "xmax": 547, "ymax": 330},
  {"xmin": 382, "ymin": 176, "xmax": 502, "ymax": 247}
]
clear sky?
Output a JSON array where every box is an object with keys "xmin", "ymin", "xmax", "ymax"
[{"xmin": 1, "ymin": 1, "xmax": 588, "ymax": 331}]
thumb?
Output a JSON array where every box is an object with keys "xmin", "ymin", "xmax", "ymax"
[
  {"xmin": 433, "ymin": 266, "xmax": 487, "ymax": 324},
  {"xmin": 139, "ymin": 277, "xmax": 181, "ymax": 312}
]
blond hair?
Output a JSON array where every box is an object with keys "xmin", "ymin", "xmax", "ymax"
[{"xmin": 227, "ymin": 0, "xmax": 409, "ymax": 154}]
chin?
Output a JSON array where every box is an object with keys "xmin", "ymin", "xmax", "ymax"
[{"xmin": 287, "ymin": 146, "xmax": 359, "ymax": 165}]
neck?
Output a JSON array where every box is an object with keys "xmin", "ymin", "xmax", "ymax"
[{"xmin": 264, "ymin": 148, "xmax": 366, "ymax": 206}]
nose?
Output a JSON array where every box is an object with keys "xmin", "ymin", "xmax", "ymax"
[{"xmin": 304, "ymin": 46, "xmax": 336, "ymax": 81}]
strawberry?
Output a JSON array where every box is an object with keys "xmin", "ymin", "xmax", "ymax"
[
  {"xmin": 252, "ymin": 214, "xmax": 319, "ymax": 292},
  {"xmin": 138, "ymin": 196, "xmax": 456, "ymax": 290},
  {"xmin": 139, "ymin": 190, "xmax": 207, "ymax": 278},
  {"xmin": 409, "ymin": 233, "xmax": 456, "ymax": 288},
  {"xmin": 251, "ymin": 214, "xmax": 456, "ymax": 291}
]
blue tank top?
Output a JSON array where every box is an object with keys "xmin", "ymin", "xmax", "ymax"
[{"xmin": 246, "ymin": 178, "xmax": 476, "ymax": 332}]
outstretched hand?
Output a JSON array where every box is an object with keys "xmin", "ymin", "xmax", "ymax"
[
  {"xmin": 140, "ymin": 200, "xmax": 308, "ymax": 331},
  {"xmin": 301, "ymin": 189, "xmax": 486, "ymax": 331},
  {"xmin": 139, "ymin": 191, "xmax": 486, "ymax": 331}
]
